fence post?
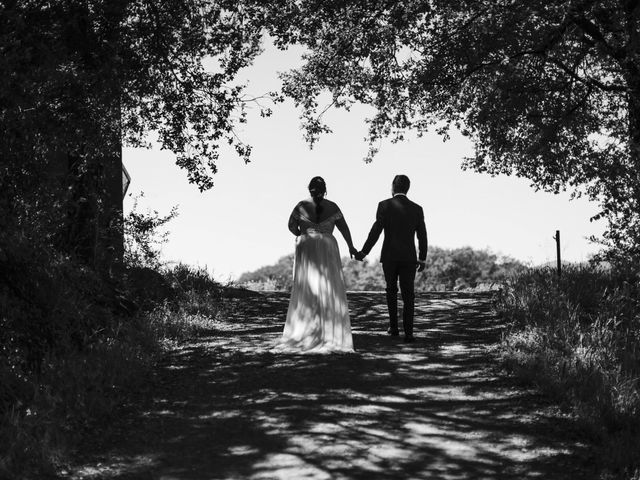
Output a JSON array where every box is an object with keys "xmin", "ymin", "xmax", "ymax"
[{"xmin": 554, "ymin": 230, "xmax": 561, "ymax": 278}]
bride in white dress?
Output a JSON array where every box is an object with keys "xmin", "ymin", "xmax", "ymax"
[{"xmin": 278, "ymin": 176, "xmax": 358, "ymax": 353}]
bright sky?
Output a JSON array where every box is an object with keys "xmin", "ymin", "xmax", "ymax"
[{"xmin": 123, "ymin": 42, "xmax": 606, "ymax": 282}]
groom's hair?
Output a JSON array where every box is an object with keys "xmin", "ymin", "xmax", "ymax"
[{"xmin": 392, "ymin": 175, "xmax": 410, "ymax": 194}]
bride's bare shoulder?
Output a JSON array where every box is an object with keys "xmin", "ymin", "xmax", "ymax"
[
  {"xmin": 325, "ymin": 200, "xmax": 341, "ymax": 214},
  {"xmin": 294, "ymin": 199, "xmax": 315, "ymax": 216}
]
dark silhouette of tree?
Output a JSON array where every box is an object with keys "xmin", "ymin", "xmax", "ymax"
[
  {"xmin": 238, "ymin": 248, "xmax": 524, "ymax": 291},
  {"xmin": 257, "ymin": 0, "xmax": 640, "ymax": 264},
  {"xmin": 8, "ymin": 1, "xmax": 640, "ymax": 267},
  {"xmin": 1, "ymin": 0, "xmax": 273, "ymax": 269}
]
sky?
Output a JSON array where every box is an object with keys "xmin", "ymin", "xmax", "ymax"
[{"xmin": 122, "ymin": 42, "xmax": 606, "ymax": 282}]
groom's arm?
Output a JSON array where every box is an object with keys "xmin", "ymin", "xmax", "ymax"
[
  {"xmin": 416, "ymin": 206, "xmax": 428, "ymax": 262},
  {"xmin": 361, "ymin": 202, "xmax": 385, "ymax": 256}
]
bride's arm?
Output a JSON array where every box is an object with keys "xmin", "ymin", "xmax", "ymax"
[
  {"xmin": 335, "ymin": 215, "xmax": 358, "ymax": 258},
  {"xmin": 288, "ymin": 211, "xmax": 301, "ymax": 236}
]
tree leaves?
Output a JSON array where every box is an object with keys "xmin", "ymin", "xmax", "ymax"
[
  {"xmin": 256, "ymin": 0, "xmax": 640, "ymax": 264},
  {"xmin": 1, "ymin": 0, "xmax": 275, "ymax": 192}
]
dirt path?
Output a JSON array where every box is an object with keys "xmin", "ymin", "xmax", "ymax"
[{"xmin": 68, "ymin": 292, "xmax": 597, "ymax": 480}]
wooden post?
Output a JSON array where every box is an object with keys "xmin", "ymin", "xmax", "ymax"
[{"xmin": 554, "ymin": 230, "xmax": 561, "ymax": 278}]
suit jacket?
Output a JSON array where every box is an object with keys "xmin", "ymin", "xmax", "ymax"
[{"xmin": 361, "ymin": 195, "xmax": 428, "ymax": 263}]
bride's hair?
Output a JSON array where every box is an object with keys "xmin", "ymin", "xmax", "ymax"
[{"xmin": 308, "ymin": 176, "xmax": 327, "ymax": 218}]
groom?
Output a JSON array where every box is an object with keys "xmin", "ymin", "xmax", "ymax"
[{"xmin": 355, "ymin": 175, "xmax": 428, "ymax": 342}]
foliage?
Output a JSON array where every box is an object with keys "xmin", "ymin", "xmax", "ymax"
[
  {"xmin": 0, "ymin": 236, "xmax": 120, "ymax": 376},
  {"xmin": 0, "ymin": 262, "xmax": 229, "ymax": 478},
  {"xmin": 0, "ymin": 227, "xmax": 137, "ymax": 477},
  {"xmin": 416, "ymin": 246, "xmax": 525, "ymax": 290},
  {"xmin": 123, "ymin": 193, "xmax": 179, "ymax": 269},
  {"xmin": 238, "ymin": 246, "xmax": 524, "ymax": 291},
  {"xmin": 256, "ymin": 0, "xmax": 640, "ymax": 263},
  {"xmin": 0, "ymin": 216, "xmax": 226, "ymax": 478},
  {"xmin": 496, "ymin": 265, "xmax": 640, "ymax": 478},
  {"xmin": 238, "ymin": 254, "xmax": 295, "ymax": 291},
  {"xmin": 2, "ymin": 4, "xmax": 265, "ymax": 472},
  {"xmin": 160, "ymin": 263, "xmax": 227, "ymax": 321},
  {"xmin": 1, "ymin": 0, "xmax": 275, "ymax": 190},
  {"xmin": 6, "ymin": 1, "xmax": 640, "ymax": 264},
  {"xmin": 0, "ymin": 0, "xmax": 284, "ymax": 268}
]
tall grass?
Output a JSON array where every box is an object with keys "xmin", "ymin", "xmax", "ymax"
[
  {"xmin": 0, "ymin": 259, "xmax": 228, "ymax": 479},
  {"xmin": 496, "ymin": 264, "xmax": 640, "ymax": 479}
]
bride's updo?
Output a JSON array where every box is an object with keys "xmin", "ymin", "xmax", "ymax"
[{"xmin": 308, "ymin": 176, "xmax": 327, "ymax": 218}]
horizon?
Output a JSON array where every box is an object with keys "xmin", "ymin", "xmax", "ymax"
[{"xmin": 235, "ymin": 244, "xmax": 582, "ymax": 281}]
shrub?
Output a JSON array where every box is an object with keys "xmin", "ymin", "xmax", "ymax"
[
  {"xmin": 0, "ymin": 199, "xmax": 226, "ymax": 478},
  {"xmin": 237, "ymin": 254, "xmax": 294, "ymax": 291},
  {"xmin": 496, "ymin": 264, "xmax": 640, "ymax": 478},
  {"xmin": 238, "ymin": 247, "xmax": 525, "ymax": 291},
  {"xmin": 123, "ymin": 193, "xmax": 179, "ymax": 270}
]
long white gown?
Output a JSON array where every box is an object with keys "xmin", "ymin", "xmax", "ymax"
[{"xmin": 277, "ymin": 210, "xmax": 354, "ymax": 353}]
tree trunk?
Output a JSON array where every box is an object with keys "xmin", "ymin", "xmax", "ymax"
[{"xmin": 63, "ymin": 0, "xmax": 125, "ymax": 276}]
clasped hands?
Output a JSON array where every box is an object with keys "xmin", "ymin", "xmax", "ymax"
[
  {"xmin": 348, "ymin": 246, "xmax": 365, "ymax": 261},
  {"xmin": 349, "ymin": 246, "xmax": 426, "ymax": 271}
]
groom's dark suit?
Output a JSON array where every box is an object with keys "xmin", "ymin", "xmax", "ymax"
[{"xmin": 361, "ymin": 194, "xmax": 428, "ymax": 337}]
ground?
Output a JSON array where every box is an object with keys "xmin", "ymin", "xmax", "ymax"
[{"xmin": 66, "ymin": 292, "xmax": 598, "ymax": 480}]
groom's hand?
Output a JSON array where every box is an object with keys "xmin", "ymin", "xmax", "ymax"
[{"xmin": 416, "ymin": 261, "xmax": 426, "ymax": 272}]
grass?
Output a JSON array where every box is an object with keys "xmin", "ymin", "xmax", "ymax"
[
  {"xmin": 0, "ymin": 262, "xmax": 231, "ymax": 479},
  {"xmin": 496, "ymin": 264, "xmax": 640, "ymax": 480},
  {"xmin": 5, "ymin": 254, "xmax": 639, "ymax": 479}
]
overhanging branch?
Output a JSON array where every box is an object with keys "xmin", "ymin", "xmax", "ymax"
[{"xmin": 547, "ymin": 57, "xmax": 627, "ymax": 93}]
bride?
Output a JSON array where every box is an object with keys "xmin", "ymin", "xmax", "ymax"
[{"xmin": 278, "ymin": 176, "xmax": 357, "ymax": 352}]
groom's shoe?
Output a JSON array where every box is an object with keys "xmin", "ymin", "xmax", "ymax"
[
  {"xmin": 403, "ymin": 335, "xmax": 415, "ymax": 343},
  {"xmin": 387, "ymin": 327, "xmax": 399, "ymax": 336}
]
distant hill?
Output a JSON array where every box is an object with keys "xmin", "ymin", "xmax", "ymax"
[{"xmin": 237, "ymin": 246, "xmax": 526, "ymax": 291}]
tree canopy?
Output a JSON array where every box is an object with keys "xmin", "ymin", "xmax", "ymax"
[
  {"xmin": 257, "ymin": 0, "xmax": 640, "ymax": 262},
  {"xmin": 1, "ymin": 0, "xmax": 274, "ymax": 191},
  {"xmin": 4, "ymin": 1, "xmax": 640, "ymax": 264},
  {"xmin": 1, "ymin": 0, "xmax": 276, "ymax": 266}
]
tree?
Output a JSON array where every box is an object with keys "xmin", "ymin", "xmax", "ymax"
[
  {"xmin": 237, "ymin": 254, "xmax": 295, "ymax": 290},
  {"xmin": 1, "ymin": 0, "xmax": 274, "ymax": 269},
  {"xmin": 416, "ymin": 246, "xmax": 524, "ymax": 290},
  {"xmin": 8, "ymin": 1, "xmax": 640, "ymax": 266},
  {"xmin": 257, "ymin": 0, "xmax": 640, "ymax": 264},
  {"xmin": 238, "ymin": 247, "xmax": 524, "ymax": 291}
]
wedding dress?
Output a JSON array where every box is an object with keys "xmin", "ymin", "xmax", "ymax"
[{"xmin": 277, "ymin": 210, "xmax": 354, "ymax": 353}]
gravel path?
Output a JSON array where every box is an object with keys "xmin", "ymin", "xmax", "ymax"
[{"xmin": 68, "ymin": 291, "xmax": 597, "ymax": 480}]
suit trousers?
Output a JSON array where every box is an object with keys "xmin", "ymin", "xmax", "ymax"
[{"xmin": 382, "ymin": 260, "xmax": 417, "ymax": 336}]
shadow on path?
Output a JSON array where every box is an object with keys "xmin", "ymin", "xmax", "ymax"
[{"xmin": 69, "ymin": 292, "xmax": 597, "ymax": 480}]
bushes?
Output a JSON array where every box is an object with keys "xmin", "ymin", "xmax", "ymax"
[
  {"xmin": 237, "ymin": 254, "xmax": 294, "ymax": 291},
  {"xmin": 0, "ymin": 212, "xmax": 226, "ymax": 478},
  {"xmin": 496, "ymin": 264, "xmax": 640, "ymax": 479},
  {"xmin": 141, "ymin": 264, "xmax": 227, "ymax": 344},
  {"xmin": 238, "ymin": 247, "xmax": 524, "ymax": 291},
  {"xmin": 0, "ymin": 231, "xmax": 138, "ymax": 477}
]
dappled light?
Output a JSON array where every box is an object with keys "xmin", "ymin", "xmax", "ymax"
[
  {"xmin": 279, "ymin": 232, "xmax": 352, "ymax": 353},
  {"xmin": 69, "ymin": 292, "xmax": 596, "ymax": 479}
]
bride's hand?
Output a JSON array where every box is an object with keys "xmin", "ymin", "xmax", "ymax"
[{"xmin": 348, "ymin": 246, "xmax": 358, "ymax": 258}]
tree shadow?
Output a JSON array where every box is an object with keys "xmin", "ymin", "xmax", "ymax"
[{"xmin": 69, "ymin": 292, "xmax": 597, "ymax": 480}]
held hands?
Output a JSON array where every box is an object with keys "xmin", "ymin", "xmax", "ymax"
[
  {"xmin": 348, "ymin": 246, "xmax": 366, "ymax": 261},
  {"xmin": 416, "ymin": 260, "xmax": 426, "ymax": 272}
]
